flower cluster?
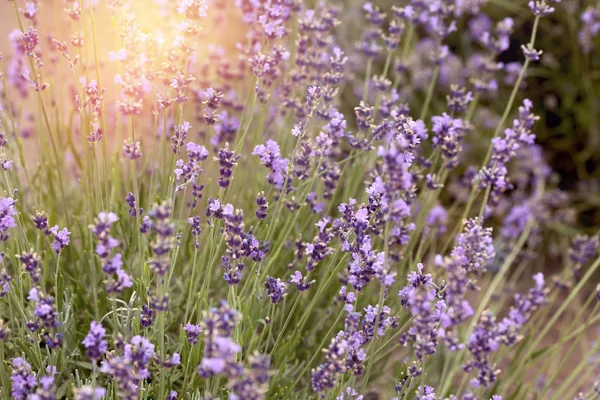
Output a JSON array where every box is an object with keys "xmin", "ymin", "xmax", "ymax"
[{"xmin": 90, "ymin": 212, "xmax": 132, "ymax": 294}]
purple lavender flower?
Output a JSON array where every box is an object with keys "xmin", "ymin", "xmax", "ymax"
[
  {"xmin": 354, "ymin": 102, "xmax": 374, "ymax": 131},
  {"xmin": 82, "ymin": 321, "xmax": 108, "ymax": 360},
  {"xmin": 290, "ymin": 270, "xmax": 314, "ymax": 292},
  {"xmin": 306, "ymin": 86, "xmax": 322, "ymax": 116},
  {"xmin": 122, "ymin": 140, "xmax": 142, "ymax": 159},
  {"xmin": 215, "ymin": 143, "xmax": 240, "ymax": 189},
  {"xmin": 569, "ymin": 235, "xmax": 599, "ymax": 266},
  {"xmin": 49, "ymin": 225, "xmax": 71, "ymax": 254},
  {"xmin": 140, "ymin": 215, "xmax": 151, "ymax": 234},
  {"xmin": 521, "ymin": 44, "xmax": 543, "ymax": 61},
  {"xmin": 197, "ymin": 301, "xmax": 242, "ymax": 378},
  {"xmin": 90, "ymin": 212, "xmax": 132, "ymax": 293},
  {"xmin": 203, "ymin": 88, "xmax": 223, "ymax": 125},
  {"xmin": 74, "ymin": 386, "xmax": 107, "ymax": 400},
  {"xmin": 125, "ymin": 336, "xmax": 155, "ymax": 378},
  {"xmin": 465, "ymin": 274, "xmax": 547, "ymax": 388},
  {"xmin": 140, "ymin": 304, "xmax": 154, "ymax": 328},
  {"xmin": 431, "ymin": 113, "xmax": 467, "ymax": 169},
  {"xmin": 501, "ymin": 204, "xmax": 532, "ymax": 239},
  {"xmin": 480, "ymin": 99, "xmax": 539, "ymax": 205},
  {"xmin": 31, "ymin": 211, "xmax": 50, "ymax": 235},
  {"xmin": 0, "ymin": 319, "xmax": 9, "ymax": 341},
  {"xmin": 529, "ymin": 0, "xmax": 558, "ymax": 17},
  {"xmin": 125, "ymin": 192, "xmax": 142, "ymax": 217},
  {"xmin": 174, "ymin": 142, "xmax": 209, "ymax": 195},
  {"xmin": 167, "ymin": 390, "xmax": 178, "ymax": 400},
  {"xmin": 256, "ymin": 192, "xmax": 268, "ymax": 220},
  {"xmin": 398, "ymin": 264, "xmax": 444, "ymax": 368},
  {"xmin": 306, "ymin": 218, "xmax": 334, "ymax": 272},
  {"xmin": 253, "ymin": 140, "xmax": 289, "ymax": 190},
  {"xmin": 10, "ymin": 358, "xmax": 37, "ymax": 400},
  {"xmin": 172, "ymin": 121, "xmax": 191, "ymax": 154},
  {"xmin": 0, "ymin": 197, "xmax": 17, "ymax": 242},
  {"xmin": 1, "ymin": 268, "xmax": 12, "ymax": 297},
  {"xmin": 229, "ymin": 353, "xmax": 271, "ymax": 400},
  {"xmin": 336, "ymin": 386, "xmax": 364, "ymax": 400},
  {"xmin": 100, "ymin": 336, "xmax": 155, "ymax": 399},
  {"xmin": 265, "ymin": 276, "xmax": 288, "ymax": 304},
  {"xmin": 313, "ymin": 303, "xmax": 396, "ymax": 392},
  {"xmin": 451, "ymin": 218, "xmax": 495, "ymax": 275},
  {"xmin": 447, "ymin": 85, "xmax": 474, "ymax": 114},
  {"xmin": 148, "ymin": 201, "xmax": 176, "ymax": 276},
  {"xmin": 29, "ymin": 289, "xmax": 60, "ymax": 329},
  {"xmin": 184, "ymin": 323, "xmax": 203, "ymax": 345},
  {"xmin": 221, "ymin": 208, "xmax": 245, "ymax": 284},
  {"xmin": 415, "ymin": 386, "xmax": 436, "ymax": 400},
  {"xmin": 188, "ymin": 215, "xmax": 202, "ymax": 249},
  {"xmin": 29, "ymin": 366, "xmax": 57, "ymax": 400}
]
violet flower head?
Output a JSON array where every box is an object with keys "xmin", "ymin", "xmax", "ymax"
[
  {"xmin": 229, "ymin": 352, "xmax": 271, "ymax": 400},
  {"xmin": 265, "ymin": 276, "xmax": 288, "ymax": 304},
  {"xmin": 215, "ymin": 142, "xmax": 240, "ymax": 189},
  {"xmin": 0, "ymin": 319, "xmax": 9, "ymax": 341},
  {"xmin": 0, "ymin": 268, "xmax": 10, "ymax": 297},
  {"xmin": 188, "ymin": 215, "xmax": 202, "ymax": 249},
  {"xmin": 29, "ymin": 367, "xmax": 57, "ymax": 400},
  {"xmin": 398, "ymin": 264, "xmax": 443, "ymax": 366},
  {"xmin": 10, "ymin": 357, "xmax": 37, "ymax": 400},
  {"xmin": 354, "ymin": 101, "xmax": 374, "ymax": 131},
  {"xmin": 124, "ymin": 335, "xmax": 155, "ymax": 379},
  {"xmin": 256, "ymin": 192, "xmax": 268, "ymax": 220},
  {"xmin": 480, "ymin": 99, "xmax": 539, "ymax": 204},
  {"xmin": 521, "ymin": 44, "xmax": 543, "ymax": 61},
  {"xmin": 203, "ymin": 88, "xmax": 223, "ymax": 125},
  {"xmin": 167, "ymin": 390, "xmax": 178, "ymax": 400},
  {"xmin": 140, "ymin": 304, "xmax": 154, "ymax": 328},
  {"xmin": 579, "ymin": 6, "xmax": 600, "ymax": 54},
  {"xmin": 569, "ymin": 235, "xmax": 598, "ymax": 266},
  {"xmin": 528, "ymin": 0, "xmax": 558, "ymax": 17},
  {"xmin": 336, "ymin": 386, "xmax": 364, "ymax": 400},
  {"xmin": 306, "ymin": 86, "xmax": 322, "ymax": 116},
  {"xmin": 253, "ymin": 140, "xmax": 289, "ymax": 190},
  {"xmin": 450, "ymin": 218, "xmax": 495, "ymax": 275},
  {"xmin": 221, "ymin": 207, "xmax": 249, "ymax": 285},
  {"xmin": 74, "ymin": 386, "xmax": 107, "ymax": 400},
  {"xmin": 198, "ymin": 301, "xmax": 242, "ymax": 379},
  {"xmin": 22, "ymin": 27, "xmax": 39, "ymax": 57},
  {"xmin": 126, "ymin": 192, "xmax": 142, "ymax": 217},
  {"xmin": 90, "ymin": 211, "xmax": 132, "ymax": 293},
  {"xmin": 148, "ymin": 200, "xmax": 176, "ymax": 276},
  {"xmin": 415, "ymin": 385, "xmax": 437, "ymax": 400},
  {"xmin": 82, "ymin": 321, "xmax": 108, "ymax": 360},
  {"xmin": 431, "ymin": 113, "xmax": 467, "ymax": 169},
  {"xmin": 0, "ymin": 197, "xmax": 17, "ymax": 242},
  {"xmin": 122, "ymin": 140, "xmax": 142, "ymax": 160},
  {"xmin": 290, "ymin": 270, "xmax": 314, "ymax": 292},
  {"xmin": 31, "ymin": 291, "xmax": 60, "ymax": 329},
  {"xmin": 49, "ymin": 225, "xmax": 71, "ymax": 254},
  {"xmin": 17, "ymin": 250, "xmax": 41, "ymax": 283},
  {"xmin": 184, "ymin": 323, "xmax": 203, "ymax": 345},
  {"xmin": 172, "ymin": 121, "xmax": 191, "ymax": 154},
  {"xmin": 100, "ymin": 336, "xmax": 155, "ymax": 398},
  {"xmin": 501, "ymin": 203, "xmax": 532, "ymax": 239},
  {"xmin": 31, "ymin": 211, "xmax": 50, "ymax": 235},
  {"xmin": 447, "ymin": 85, "xmax": 473, "ymax": 114}
]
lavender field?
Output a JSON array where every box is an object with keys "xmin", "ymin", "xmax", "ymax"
[{"xmin": 0, "ymin": 0, "xmax": 599, "ymax": 399}]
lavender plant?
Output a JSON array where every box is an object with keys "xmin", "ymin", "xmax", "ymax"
[{"xmin": 0, "ymin": 0, "xmax": 598, "ymax": 399}]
